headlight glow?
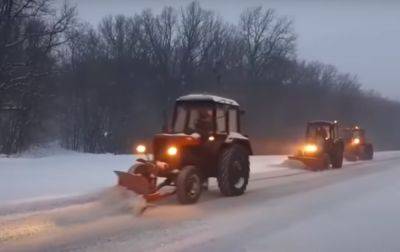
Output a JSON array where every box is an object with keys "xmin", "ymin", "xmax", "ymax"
[
  {"xmin": 304, "ymin": 144, "xmax": 318, "ymax": 153},
  {"xmin": 136, "ymin": 144, "xmax": 146, "ymax": 153},
  {"xmin": 352, "ymin": 138, "xmax": 360, "ymax": 145},
  {"xmin": 167, "ymin": 146, "xmax": 178, "ymax": 156}
]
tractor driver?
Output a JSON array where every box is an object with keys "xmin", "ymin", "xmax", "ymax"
[
  {"xmin": 315, "ymin": 126, "xmax": 329, "ymax": 145},
  {"xmin": 316, "ymin": 127, "xmax": 328, "ymax": 139},
  {"xmin": 194, "ymin": 109, "xmax": 213, "ymax": 136}
]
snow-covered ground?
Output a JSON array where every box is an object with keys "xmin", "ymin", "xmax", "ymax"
[
  {"xmin": 1, "ymin": 151, "xmax": 400, "ymax": 251},
  {"xmin": 0, "ymin": 152, "xmax": 290, "ymax": 204},
  {"xmin": 0, "ymin": 151, "xmax": 136, "ymax": 204}
]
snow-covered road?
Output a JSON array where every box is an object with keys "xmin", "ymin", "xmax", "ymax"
[{"xmin": 1, "ymin": 151, "xmax": 400, "ymax": 251}]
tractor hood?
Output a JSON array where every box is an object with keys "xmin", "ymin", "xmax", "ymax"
[
  {"xmin": 153, "ymin": 133, "xmax": 202, "ymax": 147},
  {"xmin": 152, "ymin": 133, "xmax": 202, "ymax": 164}
]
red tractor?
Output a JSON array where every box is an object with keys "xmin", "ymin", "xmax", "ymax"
[
  {"xmin": 289, "ymin": 121, "xmax": 344, "ymax": 171},
  {"xmin": 343, "ymin": 126, "xmax": 374, "ymax": 161},
  {"xmin": 115, "ymin": 94, "xmax": 252, "ymax": 204}
]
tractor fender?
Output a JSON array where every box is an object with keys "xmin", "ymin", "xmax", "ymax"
[{"xmin": 222, "ymin": 134, "xmax": 252, "ymax": 155}]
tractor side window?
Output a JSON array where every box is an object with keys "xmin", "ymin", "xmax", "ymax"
[
  {"xmin": 228, "ymin": 109, "xmax": 238, "ymax": 132},
  {"xmin": 330, "ymin": 127, "xmax": 335, "ymax": 139},
  {"xmin": 321, "ymin": 126, "xmax": 330, "ymax": 139},
  {"xmin": 173, "ymin": 106, "xmax": 186, "ymax": 133},
  {"xmin": 216, "ymin": 107, "xmax": 226, "ymax": 133}
]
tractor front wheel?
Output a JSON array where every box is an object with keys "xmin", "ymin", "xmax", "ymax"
[
  {"xmin": 217, "ymin": 145, "xmax": 250, "ymax": 196},
  {"xmin": 176, "ymin": 166, "xmax": 202, "ymax": 204}
]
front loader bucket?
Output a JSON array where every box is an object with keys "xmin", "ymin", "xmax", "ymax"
[{"xmin": 114, "ymin": 171, "xmax": 154, "ymax": 195}]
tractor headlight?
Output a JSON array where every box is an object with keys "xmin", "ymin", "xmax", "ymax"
[
  {"xmin": 352, "ymin": 138, "xmax": 360, "ymax": 145},
  {"xmin": 136, "ymin": 144, "xmax": 146, "ymax": 154},
  {"xmin": 167, "ymin": 146, "xmax": 178, "ymax": 156},
  {"xmin": 303, "ymin": 144, "xmax": 318, "ymax": 153}
]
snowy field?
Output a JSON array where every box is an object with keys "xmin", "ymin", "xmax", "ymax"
[{"xmin": 1, "ymin": 150, "xmax": 400, "ymax": 251}]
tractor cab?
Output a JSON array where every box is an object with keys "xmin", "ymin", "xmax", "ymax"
[
  {"xmin": 289, "ymin": 120, "xmax": 344, "ymax": 170},
  {"xmin": 152, "ymin": 95, "xmax": 250, "ymax": 173},
  {"xmin": 342, "ymin": 126, "xmax": 366, "ymax": 145},
  {"xmin": 170, "ymin": 94, "xmax": 242, "ymax": 137},
  {"xmin": 343, "ymin": 126, "xmax": 374, "ymax": 161},
  {"xmin": 116, "ymin": 94, "xmax": 252, "ymax": 205},
  {"xmin": 306, "ymin": 121, "xmax": 340, "ymax": 144}
]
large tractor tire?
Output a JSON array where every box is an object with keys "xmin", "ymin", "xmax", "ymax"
[
  {"xmin": 217, "ymin": 145, "xmax": 250, "ymax": 196},
  {"xmin": 360, "ymin": 144, "xmax": 374, "ymax": 160},
  {"xmin": 331, "ymin": 142, "xmax": 344, "ymax": 168},
  {"xmin": 332, "ymin": 150, "xmax": 344, "ymax": 168},
  {"xmin": 176, "ymin": 166, "xmax": 202, "ymax": 204}
]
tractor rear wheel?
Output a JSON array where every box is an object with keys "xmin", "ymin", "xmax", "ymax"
[
  {"xmin": 360, "ymin": 144, "xmax": 374, "ymax": 160},
  {"xmin": 176, "ymin": 166, "xmax": 202, "ymax": 204},
  {"xmin": 332, "ymin": 150, "xmax": 343, "ymax": 168},
  {"xmin": 317, "ymin": 153, "xmax": 330, "ymax": 170},
  {"xmin": 217, "ymin": 145, "xmax": 250, "ymax": 196}
]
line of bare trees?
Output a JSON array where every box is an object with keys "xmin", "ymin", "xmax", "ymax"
[{"xmin": 1, "ymin": 0, "xmax": 400, "ymax": 154}]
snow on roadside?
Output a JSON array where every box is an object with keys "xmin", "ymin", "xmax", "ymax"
[
  {"xmin": 0, "ymin": 150, "xmax": 294, "ymax": 247},
  {"xmin": 0, "ymin": 151, "xmax": 136, "ymax": 204},
  {"xmin": 1, "ymin": 149, "xmax": 399, "ymax": 205},
  {"xmin": 0, "ymin": 151, "xmax": 290, "ymax": 205}
]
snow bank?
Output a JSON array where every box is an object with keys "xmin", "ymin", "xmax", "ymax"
[{"xmin": 0, "ymin": 151, "xmax": 136, "ymax": 204}]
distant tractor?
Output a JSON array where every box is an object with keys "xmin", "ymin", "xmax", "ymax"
[
  {"xmin": 115, "ymin": 94, "xmax": 252, "ymax": 204},
  {"xmin": 343, "ymin": 126, "xmax": 374, "ymax": 161},
  {"xmin": 289, "ymin": 121, "xmax": 344, "ymax": 171}
]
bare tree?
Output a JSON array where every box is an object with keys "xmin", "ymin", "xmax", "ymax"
[
  {"xmin": 239, "ymin": 6, "xmax": 296, "ymax": 79},
  {"xmin": 140, "ymin": 7, "xmax": 178, "ymax": 104},
  {"xmin": 0, "ymin": 0, "xmax": 75, "ymax": 154},
  {"xmin": 2, "ymin": 1, "xmax": 400, "ymax": 154}
]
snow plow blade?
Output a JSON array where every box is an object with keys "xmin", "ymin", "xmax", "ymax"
[
  {"xmin": 114, "ymin": 171, "xmax": 153, "ymax": 195},
  {"xmin": 288, "ymin": 156, "xmax": 321, "ymax": 170},
  {"xmin": 114, "ymin": 171, "xmax": 176, "ymax": 202}
]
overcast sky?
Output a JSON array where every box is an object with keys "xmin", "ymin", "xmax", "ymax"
[{"xmin": 66, "ymin": 0, "xmax": 400, "ymax": 100}]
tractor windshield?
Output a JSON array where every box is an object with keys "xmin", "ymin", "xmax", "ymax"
[
  {"xmin": 173, "ymin": 103, "xmax": 214, "ymax": 134},
  {"xmin": 342, "ymin": 129, "xmax": 363, "ymax": 141},
  {"xmin": 307, "ymin": 124, "xmax": 331, "ymax": 141},
  {"xmin": 352, "ymin": 130, "xmax": 363, "ymax": 139}
]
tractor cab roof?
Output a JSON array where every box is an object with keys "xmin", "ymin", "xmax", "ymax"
[
  {"xmin": 342, "ymin": 127, "xmax": 366, "ymax": 137},
  {"xmin": 176, "ymin": 94, "xmax": 239, "ymax": 107},
  {"xmin": 307, "ymin": 120, "xmax": 338, "ymax": 127},
  {"xmin": 343, "ymin": 126, "xmax": 364, "ymax": 132}
]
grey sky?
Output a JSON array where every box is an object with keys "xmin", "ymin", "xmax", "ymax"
[{"xmin": 67, "ymin": 0, "xmax": 400, "ymax": 100}]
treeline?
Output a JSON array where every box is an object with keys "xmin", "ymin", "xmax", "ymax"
[{"xmin": 1, "ymin": 0, "xmax": 400, "ymax": 155}]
